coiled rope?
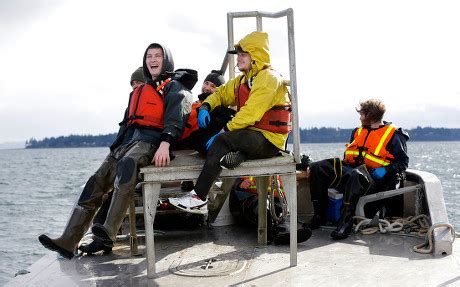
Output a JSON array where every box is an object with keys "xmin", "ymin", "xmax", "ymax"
[
  {"xmin": 353, "ymin": 214, "xmax": 458, "ymax": 254},
  {"xmin": 413, "ymin": 223, "xmax": 456, "ymax": 254},
  {"xmin": 269, "ymin": 175, "xmax": 288, "ymax": 225},
  {"xmin": 354, "ymin": 214, "xmax": 430, "ymax": 236}
]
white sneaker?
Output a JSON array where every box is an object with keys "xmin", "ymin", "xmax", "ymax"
[{"xmin": 168, "ymin": 190, "xmax": 208, "ymax": 214}]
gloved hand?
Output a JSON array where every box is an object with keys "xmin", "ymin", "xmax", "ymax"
[
  {"xmin": 198, "ymin": 108, "xmax": 210, "ymax": 129},
  {"xmin": 371, "ymin": 167, "xmax": 387, "ymax": 180},
  {"xmin": 205, "ymin": 130, "xmax": 223, "ymax": 151}
]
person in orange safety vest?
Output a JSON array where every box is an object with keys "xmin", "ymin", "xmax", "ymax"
[{"xmin": 299, "ymin": 99, "xmax": 409, "ymax": 240}]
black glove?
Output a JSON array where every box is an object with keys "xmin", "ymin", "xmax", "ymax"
[{"xmin": 296, "ymin": 154, "xmax": 313, "ymax": 171}]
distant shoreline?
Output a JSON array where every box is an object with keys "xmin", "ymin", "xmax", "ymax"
[{"xmin": 22, "ymin": 127, "xmax": 460, "ymax": 149}]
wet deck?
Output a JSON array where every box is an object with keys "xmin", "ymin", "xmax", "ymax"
[{"xmin": 7, "ymin": 225, "xmax": 460, "ymax": 286}]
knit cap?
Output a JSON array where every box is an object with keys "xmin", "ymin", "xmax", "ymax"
[
  {"xmin": 130, "ymin": 67, "xmax": 144, "ymax": 86},
  {"xmin": 204, "ymin": 70, "xmax": 225, "ymax": 87}
]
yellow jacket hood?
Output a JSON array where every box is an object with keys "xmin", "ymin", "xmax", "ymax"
[{"xmin": 234, "ymin": 31, "xmax": 271, "ymax": 76}]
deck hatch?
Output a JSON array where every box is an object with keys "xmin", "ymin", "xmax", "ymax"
[{"xmin": 169, "ymin": 252, "xmax": 249, "ymax": 277}]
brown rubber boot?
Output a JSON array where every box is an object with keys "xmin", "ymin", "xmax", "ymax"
[
  {"xmin": 38, "ymin": 206, "xmax": 94, "ymax": 259},
  {"xmin": 92, "ymin": 188, "xmax": 132, "ymax": 242}
]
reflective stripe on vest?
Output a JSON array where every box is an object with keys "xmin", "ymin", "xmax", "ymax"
[
  {"xmin": 344, "ymin": 125, "xmax": 396, "ymax": 168},
  {"xmin": 127, "ymin": 79, "xmax": 171, "ymax": 128},
  {"xmin": 235, "ymin": 81, "xmax": 292, "ymax": 134}
]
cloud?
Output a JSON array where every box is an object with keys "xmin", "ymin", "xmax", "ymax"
[
  {"xmin": 0, "ymin": 0, "xmax": 62, "ymax": 47},
  {"xmin": 1, "ymin": 0, "xmax": 460, "ymax": 143}
]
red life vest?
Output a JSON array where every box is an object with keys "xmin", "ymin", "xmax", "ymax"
[
  {"xmin": 239, "ymin": 176, "xmax": 283, "ymax": 198},
  {"xmin": 235, "ymin": 80, "xmax": 292, "ymax": 134},
  {"xmin": 179, "ymin": 101, "xmax": 202, "ymax": 140},
  {"xmin": 344, "ymin": 125, "xmax": 397, "ymax": 168},
  {"xmin": 127, "ymin": 79, "xmax": 171, "ymax": 128}
]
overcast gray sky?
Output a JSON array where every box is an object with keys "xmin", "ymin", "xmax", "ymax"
[{"xmin": 1, "ymin": 0, "xmax": 459, "ymax": 144}]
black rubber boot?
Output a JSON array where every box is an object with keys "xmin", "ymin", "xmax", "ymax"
[
  {"xmin": 330, "ymin": 191, "xmax": 357, "ymax": 240},
  {"xmin": 181, "ymin": 180, "xmax": 195, "ymax": 192},
  {"xmin": 306, "ymin": 214, "xmax": 326, "ymax": 230},
  {"xmin": 330, "ymin": 212, "xmax": 354, "ymax": 240},
  {"xmin": 273, "ymin": 216, "xmax": 312, "ymax": 245},
  {"xmin": 331, "ymin": 165, "xmax": 373, "ymax": 240},
  {"xmin": 306, "ymin": 200, "xmax": 328, "ymax": 230},
  {"xmin": 79, "ymin": 238, "xmax": 113, "ymax": 255}
]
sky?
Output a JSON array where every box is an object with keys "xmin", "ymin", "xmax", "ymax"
[{"xmin": 1, "ymin": 0, "xmax": 459, "ymax": 145}]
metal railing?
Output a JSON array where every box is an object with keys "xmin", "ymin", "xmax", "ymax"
[{"xmin": 222, "ymin": 9, "xmax": 300, "ymax": 162}]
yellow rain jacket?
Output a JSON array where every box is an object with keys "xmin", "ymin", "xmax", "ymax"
[{"xmin": 203, "ymin": 31, "xmax": 290, "ymax": 150}]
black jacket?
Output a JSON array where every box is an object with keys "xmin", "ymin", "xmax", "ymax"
[{"xmin": 110, "ymin": 43, "xmax": 197, "ymax": 151}]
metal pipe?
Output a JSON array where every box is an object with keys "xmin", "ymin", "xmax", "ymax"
[
  {"xmin": 286, "ymin": 8, "xmax": 300, "ymax": 163},
  {"xmin": 227, "ymin": 14, "xmax": 235, "ymax": 79},
  {"xmin": 227, "ymin": 8, "xmax": 300, "ymax": 162},
  {"xmin": 228, "ymin": 9, "xmax": 291, "ymax": 19},
  {"xmin": 220, "ymin": 52, "xmax": 229, "ymax": 75},
  {"xmin": 256, "ymin": 16, "xmax": 263, "ymax": 31}
]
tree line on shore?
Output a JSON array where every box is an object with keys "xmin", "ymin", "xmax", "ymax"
[{"xmin": 25, "ymin": 126, "xmax": 460, "ymax": 149}]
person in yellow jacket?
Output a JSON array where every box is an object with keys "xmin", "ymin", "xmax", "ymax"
[{"xmin": 168, "ymin": 31, "xmax": 292, "ymax": 213}]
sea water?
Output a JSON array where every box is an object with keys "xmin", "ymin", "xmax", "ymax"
[{"xmin": 0, "ymin": 142, "xmax": 459, "ymax": 285}]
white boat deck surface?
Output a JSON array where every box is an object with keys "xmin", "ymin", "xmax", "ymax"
[{"xmin": 7, "ymin": 225, "xmax": 460, "ymax": 286}]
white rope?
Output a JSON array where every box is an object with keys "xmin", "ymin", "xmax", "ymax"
[
  {"xmin": 269, "ymin": 175, "xmax": 288, "ymax": 224},
  {"xmin": 353, "ymin": 214, "xmax": 457, "ymax": 254},
  {"xmin": 354, "ymin": 214, "xmax": 431, "ymax": 236},
  {"xmin": 354, "ymin": 216, "xmax": 404, "ymax": 235},
  {"xmin": 413, "ymin": 222, "xmax": 456, "ymax": 254}
]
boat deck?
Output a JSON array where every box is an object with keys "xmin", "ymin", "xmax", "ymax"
[{"xmin": 7, "ymin": 225, "xmax": 460, "ymax": 286}]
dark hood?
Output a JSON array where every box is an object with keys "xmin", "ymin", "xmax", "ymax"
[
  {"xmin": 142, "ymin": 43, "xmax": 174, "ymax": 84},
  {"xmin": 171, "ymin": 68, "xmax": 198, "ymax": 91}
]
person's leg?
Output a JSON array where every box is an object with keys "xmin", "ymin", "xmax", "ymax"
[
  {"xmin": 330, "ymin": 165, "xmax": 373, "ymax": 240},
  {"xmin": 92, "ymin": 141, "xmax": 155, "ymax": 244},
  {"xmin": 169, "ymin": 130, "xmax": 279, "ymax": 212},
  {"xmin": 307, "ymin": 158, "xmax": 344, "ymax": 229},
  {"xmin": 92, "ymin": 190, "xmax": 113, "ymax": 225},
  {"xmin": 38, "ymin": 151, "xmax": 118, "ymax": 259},
  {"xmin": 194, "ymin": 130, "xmax": 279, "ymax": 199}
]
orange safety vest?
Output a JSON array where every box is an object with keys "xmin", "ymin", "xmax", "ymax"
[
  {"xmin": 239, "ymin": 176, "xmax": 283, "ymax": 198},
  {"xmin": 344, "ymin": 125, "xmax": 397, "ymax": 168},
  {"xmin": 179, "ymin": 101, "xmax": 202, "ymax": 140},
  {"xmin": 235, "ymin": 79, "xmax": 292, "ymax": 134},
  {"xmin": 127, "ymin": 80, "xmax": 171, "ymax": 128}
]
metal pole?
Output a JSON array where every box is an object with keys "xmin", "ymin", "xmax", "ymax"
[
  {"xmin": 287, "ymin": 8, "xmax": 300, "ymax": 162},
  {"xmin": 256, "ymin": 16, "xmax": 263, "ymax": 31},
  {"xmin": 227, "ymin": 14, "xmax": 235, "ymax": 79}
]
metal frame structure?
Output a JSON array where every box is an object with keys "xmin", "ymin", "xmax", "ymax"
[{"xmin": 222, "ymin": 9, "xmax": 301, "ymax": 163}]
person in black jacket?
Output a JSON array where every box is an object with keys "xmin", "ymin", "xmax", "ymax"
[
  {"xmin": 79, "ymin": 67, "xmax": 145, "ymax": 255},
  {"xmin": 301, "ymin": 99, "xmax": 409, "ymax": 240},
  {"xmin": 175, "ymin": 70, "xmax": 235, "ymax": 155},
  {"xmin": 38, "ymin": 43, "xmax": 197, "ymax": 258}
]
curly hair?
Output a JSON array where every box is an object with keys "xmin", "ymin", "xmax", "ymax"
[{"xmin": 356, "ymin": 99, "xmax": 386, "ymax": 123}]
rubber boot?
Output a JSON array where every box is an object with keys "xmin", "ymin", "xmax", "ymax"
[
  {"xmin": 331, "ymin": 165, "xmax": 372, "ymax": 240},
  {"xmin": 273, "ymin": 215, "xmax": 312, "ymax": 245},
  {"xmin": 330, "ymin": 205, "xmax": 355, "ymax": 240},
  {"xmin": 79, "ymin": 238, "xmax": 113, "ymax": 255},
  {"xmin": 92, "ymin": 187, "xmax": 132, "ymax": 243},
  {"xmin": 38, "ymin": 205, "xmax": 94, "ymax": 259},
  {"xmin": 306, "ymin": 200, "xmax": 328, "ymax": 230}
]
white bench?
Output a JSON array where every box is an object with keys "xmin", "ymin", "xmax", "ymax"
[{"xmin": 140, "ymin": 151, "xmax": 298, "ymax": 278}]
